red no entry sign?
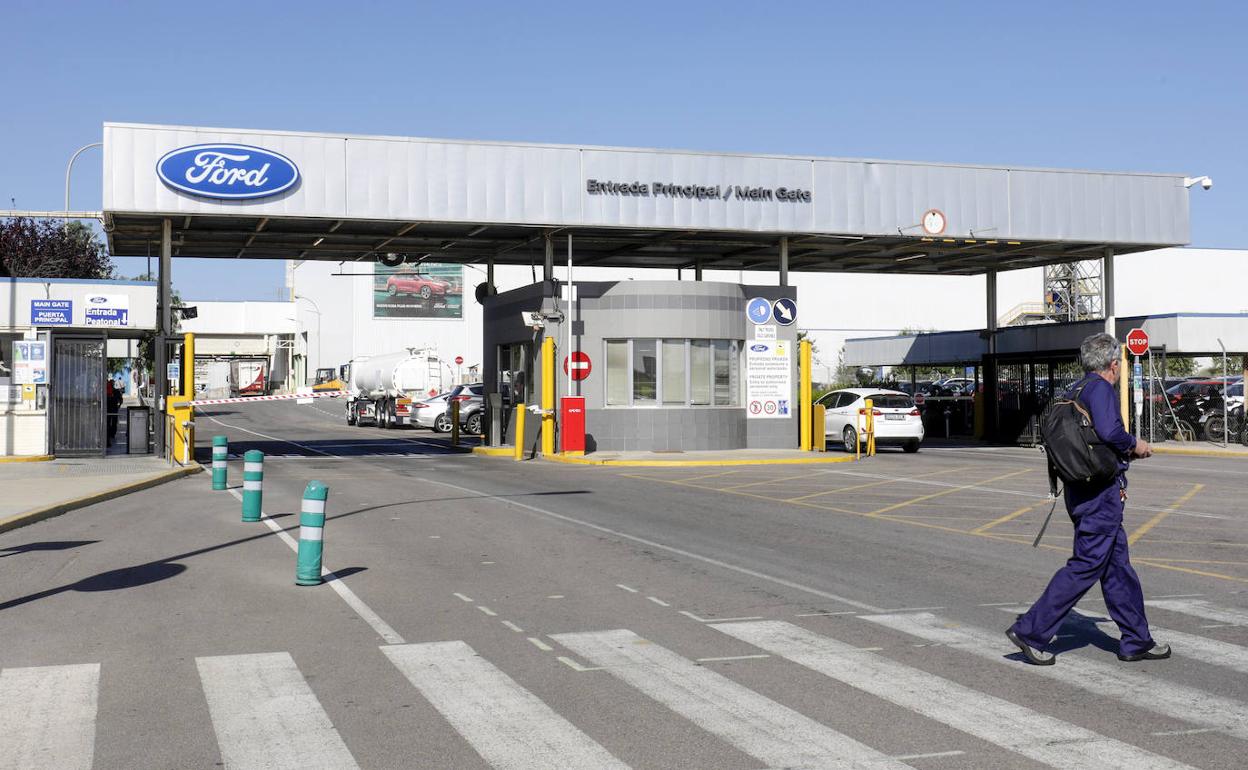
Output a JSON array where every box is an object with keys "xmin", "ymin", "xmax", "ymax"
[
  {"xmin": 454, "ymin": 355, "xmax": 464, "ymax": 365},
  {"xmin": 1126, "ymin": 328, "xmax": 1149, "ymax": 356},
  {"xmin": 563, "ymin": 351, "xmax": 592, "ymax": 380}
]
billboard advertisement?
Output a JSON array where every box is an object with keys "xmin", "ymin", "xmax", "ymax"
[{"xmin": 373, "ymin": 263, "xmax": 463, "ymax": 319}]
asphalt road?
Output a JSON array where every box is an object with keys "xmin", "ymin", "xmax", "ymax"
[{"xmin": 2, "ymin": 399, "xmax": 1247, "ymax": 769}]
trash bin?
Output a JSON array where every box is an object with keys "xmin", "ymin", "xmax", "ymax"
[{"xmin": 127, "ymin": 406, "xmax": 151, "ymax": 454}]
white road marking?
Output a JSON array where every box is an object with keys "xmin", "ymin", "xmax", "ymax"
[
  {"xmin": 420, "ymin": 477, "xmax": 885, "ymax": 612},
  {"xmin": 547, "ymin": 595, "xmax": 565, "ymax": 599},
  {"xmin": 862, "ymin": 612, "xmax": 1248, "ymax": 741},
  {"xmin": 481, "ymin": 561, "xmax": 495, "ymax": 565},
  {"xmin": 196, "ymin": 652, "xmax": 358, "ymax": 770},
  {"xmin": 679, "ymin": 610, "xmax": 765, "ymax": 623},
  {"xmin": 616, "ymin": 584, "xmax": 639, "ymax": 593},
  {"xmin": 552, "ymin": 629, "xmax": 913, "ymax": 769},
  {"xmin": 0, "ymin": 663, "xmax": 98, "ymax": 770},
  {"xmin": 227, "ymin": 488, "xmax": 405, "ymax": 645},
  {"xmin": 1151, "ymin": 728, "xmax": 1220, "ymax": 737},
  {"xmin": 892, "ymin": 750, "xmax": 968, "ymax": 760},
  {"xmin": 528, "ymin": 637, "xmax": 554, "ymax": 652},
  {"xmin": 1146, "ymin": 599, "xmax": 1248, "ymax": 627},
  {"xmin": 556, "ymin": 656, "xmax": 604, "ymax": 672},
  {"xmin": 999, "ymin": 606, "xmax": 1248, "ymax": 675},
  {"xmin": 715, "ymin": 620, "xmax": 1198, "ymax": 770},
  {"xmin": 501, "ymin": 621, "xmax": 524, "ymax": 633},
  {"xmin": 695, "ymin": 654, "xmax": 771, "ymax": 663},
  {"xmin": 382, "ymin": 641, "xmax": 626, "ymax": 769},
  {"xmin": 796, "ymin": 611, "xmax": 859, "ymax": 617},
  {"xmin": 646, "ymin": 596, "xmax": 670, "ymax": 607},
  {"xmin": 453, "ymin": 592, "xmax": 474, "ymax": 602},
  {"xmin": 478, "ymin": 606, "xmax": 498, "ymax": 617}
]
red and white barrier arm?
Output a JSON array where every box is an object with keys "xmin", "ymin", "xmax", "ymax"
[{"xmin": 188, "ymin": 391, "xmax": 349, "ymax": 407}]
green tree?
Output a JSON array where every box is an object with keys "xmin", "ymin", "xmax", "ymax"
[{"xmin": 0, "ymin": 218, "xmax": 114, "ymax": 278}]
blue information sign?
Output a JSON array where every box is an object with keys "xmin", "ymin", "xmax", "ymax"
[
  {"xmin": 746, "ymin": 297, "xmax": 772, "ymax": 325},
  {"xmin": 30, "ymin": 299, "xmax": 72, "ymax": 326}
]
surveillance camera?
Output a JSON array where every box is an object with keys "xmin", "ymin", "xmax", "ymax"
[
  {"xmin": 1202, "ymin": 178, "xmax": 1213, "ymax": 190},
  {"xmin": 1184, "ymin": 175, "xmax": 1213, "ymax": 190}
]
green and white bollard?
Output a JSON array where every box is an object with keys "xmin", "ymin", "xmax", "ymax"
[
  {"xmin": 241, "ymin": 450, "xmax": 264, "ymax": 522},
  {"xmin": 211, "ymin": 436, "xmax": 229, "ymax": 490},
  {"xmin": 295, "ymin": 481, "xmax": 328, "ymax": 586}
]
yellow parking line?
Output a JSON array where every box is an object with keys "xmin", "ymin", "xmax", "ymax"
[
  {"xmin": 784, "ymin": 466, "xmax": 973, "ymax": 502},
  {"xmin": 973, "ymin": 500, "xmax": 1047, "ymax": 535},
  {"xmin": 865, "ymin": 469, "xmax": 1032, "ymax": 517},
  {"xmin": 1130, "ymin": 558, "xmax": 1248, "ymax": 566},
  {"xmin": 1133, "ymin": 558, "xmax": 1248, "ymax": 584},
  {"xmin": 676, "ymin": 469, "xmax": 744, "ymax": 483},
  {"xmin": 722, "ymin": 472, "xmax": 821, "ymax": 491},
  {"xmin": 1128, "ymin": 483, "xmax": 1203, "ymax": 546}
]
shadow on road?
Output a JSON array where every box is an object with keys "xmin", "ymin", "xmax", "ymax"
[
  {"xmin": 0, "ymin": 540, "xmax": 100, "ymax": 558},
  {"xmin": 0, "ymin": 490, "xmax": 590, "ymax": 612}
]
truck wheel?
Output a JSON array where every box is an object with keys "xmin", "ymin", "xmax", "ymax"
[
  {"xmin": 380, "ymin": 400, "xmax": 392, "ymax": 429},
  {"xmin": 466, "ymin": 412, "xmax": 483, "ymax": 436},
  {"xmin": 347, "ymin": 405, "xmax": 357, "ymax": 426},
  {"xmin": 434, "ymin": 413, "xmax": 452, "ymax": 433}
]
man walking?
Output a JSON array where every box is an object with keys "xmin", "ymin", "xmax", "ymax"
[{"xmin": 1007, "ymin": 332, "xmax": 1170, "ymax": 665}]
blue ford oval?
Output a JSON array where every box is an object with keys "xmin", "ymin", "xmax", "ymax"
[
  {"xmin": 157, "ymin": 144, "xmax": 299, "ymax": 200},
  {"xmin": 750, "ymin": 344, "xmax": 770, "ymax": 353}
]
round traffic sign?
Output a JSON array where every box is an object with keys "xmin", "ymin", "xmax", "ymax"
[
  {"xmin": 454, "ymin": 355, "xmax": 464, "ymax": 366},
  {"xmin": 772, "ymin": 297, "xmax": 797, "ymax": 326},
  {"xmin": 1126, "ymin": 328, "xmax": 1149, "ymax": 356},
  {"xmin": 746, "ymin": 297, "xmax": 771, "ymax": 325},
  {"xmin": 563, "ymin": 351, "xmax": 592, "ymax": 381}
]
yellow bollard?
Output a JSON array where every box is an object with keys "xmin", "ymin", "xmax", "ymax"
[
  {"xmin": 812, "ymin": 403, "xmax": 826, "ymax": 452},
  {"xmin": 541, "ymin": 336, "xmax": 555, "ymax": 456},
  {"xmin": 864, "ymin": 397, "xmax": 876, "ymax": 457},
  {"xmin": 512, "ymin": 404, "xmax": 525, "ymax": 461},
  {"xmin": 167, "ymin": 394, "xmax": 194, "ymax": 465},
  {"xmin": 799, "ymin": 339, "xmax": 812, "ymax": 451}
]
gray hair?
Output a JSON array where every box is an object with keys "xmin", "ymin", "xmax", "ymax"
[{"xmin": 1080, "ymin": 332, "xmax": 1120, "ymax": 373}]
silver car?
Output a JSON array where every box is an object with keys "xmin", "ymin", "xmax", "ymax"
[{"xmin": 412, "ymin": 393, "xmax": 451, "ymax": 431}]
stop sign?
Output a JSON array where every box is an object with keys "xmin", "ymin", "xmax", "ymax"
[
  {"xmin": 1126, "ymin": 328, "xmax": 1149, "ymax": 356},
  {"xmin": 454, "ymin": 356, "xmax": 463, "ymax": 365},
  {"xmin": 563, "ymin": 352, "xmax": 592, "ymax": 380}
]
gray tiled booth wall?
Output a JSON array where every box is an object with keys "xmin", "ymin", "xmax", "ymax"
[{"xmin": 484, "ymin": 280, "xmax": 798, "ymax": 452}]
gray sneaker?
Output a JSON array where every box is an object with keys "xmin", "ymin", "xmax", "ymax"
[
  {"xmin": 1118, "ymin": 642, "xmax": 1171, "ymax": 662},
  {"xmin": 1006, "ymin": 627, "xmax": 1055, "ymax": 665}
]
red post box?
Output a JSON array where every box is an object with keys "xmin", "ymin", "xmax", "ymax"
[{"xmin": 560, "ymin": 396, "xmax": 586, "ymax": 455}]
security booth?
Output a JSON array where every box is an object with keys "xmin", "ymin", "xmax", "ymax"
[
  {"xmin": 93, "ymin": 121, "xmax": 1196, "ymax": 457},
  {"xmin": 0, "ymin": 277, "xmax": 157, "ymax": 458},
  {"xmin": 485, "ymin": 280, "xmax": 798, "ymax": 452}
]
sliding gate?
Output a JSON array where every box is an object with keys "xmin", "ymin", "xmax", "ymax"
[{"xmin": 51, "ymin": 335, "xmax": 107, "ymax": 457}]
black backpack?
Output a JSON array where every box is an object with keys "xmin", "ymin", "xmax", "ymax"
[{"xmin": 1040, "ymin": 380, "xmax": 1121, "ymax": 488}]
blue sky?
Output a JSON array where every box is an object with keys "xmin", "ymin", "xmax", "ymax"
[{"xmin": 5, "ymin": 1, "xmax": 1242, "ymax": 300}]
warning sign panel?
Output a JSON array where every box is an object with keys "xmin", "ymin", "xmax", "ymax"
[{"xmin": 746, "ymin": 340, "xmax": 791, "ymax": 419}]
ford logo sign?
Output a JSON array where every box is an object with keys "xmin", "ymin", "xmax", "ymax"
[
  {"xmin": 156, "ymin": 143, "xmax": 299, "ymax": 200},
  {"xmin": 88, "ymin": 296, "xmax": 107, "ymax": 304},
  {"xmin": 750, "ymin": 344, "xmax": 770, "ymax": 352}
]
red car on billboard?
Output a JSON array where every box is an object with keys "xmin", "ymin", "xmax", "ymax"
[{"xmin": 385, "ymin": 271, "xmax": 451, "ymax": 300}]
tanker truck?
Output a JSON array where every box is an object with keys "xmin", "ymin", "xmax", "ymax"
[{"xmin": 347, "ymin": 348, "xmax": 445, "ymax": 428}]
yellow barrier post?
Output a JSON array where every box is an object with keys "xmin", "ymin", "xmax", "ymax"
[
  {"xmin": 799, "ymin": 339, "xmax": 812, "ymax": 451},
  {"xmin": 451, "ymin": 400, "xmax": 460, "ymax": 446},
  {"xmin": 541, "ymin": 336, "xmax": 555, "ymax": 456},
  {"xmin": 864, "ymin": 397, "xmax": 876, "ymax": 457},
  {"xmin": 812, "ymin": 403, "xmax": 826, "ymax": 452},
  {"xmin": 855, "ymin": 406, "xmax": 862, "ymax": 460},
  {"xmin": 512, "ymin": 404, "xmax": 525, "ymax": 461},
  {"xmin": 182, "ymin": 332, "xmax": 195, "ymax": 457},
  {"xmin": 167, "ymin": 395, "xmax": 193, "ymax": 465}
]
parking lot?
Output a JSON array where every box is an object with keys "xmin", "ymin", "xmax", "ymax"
[{"xmin": 623, "ymin": 445, "xmax": 1248, "ymax": 586}]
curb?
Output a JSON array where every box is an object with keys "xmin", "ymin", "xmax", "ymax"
[
  {"xmin": 0, "ymin": 463, "xmax": 204, "ymax": 535},
  {"xmin": 544, "ymin": 452, "xmax": 857, "ymax": 467},
  {"xmin": 0, "ymin": 454, "xmax": 54, "ymax": 464},
  {"xmin": 1154, "ymin": 445, "xmax": 1248, "ymax": 459}
]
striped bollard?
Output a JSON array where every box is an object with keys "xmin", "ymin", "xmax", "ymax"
[
  {"xmin": 211, "ymin": 436, "xmax": 228, "ymax": 490},
  {"xmin": 241, "ymin": 450, "xmax": 264, "ymax": 522},
  {"xmin": 295, "ymin": 481, "xmax": 328, "ymax": 586}
]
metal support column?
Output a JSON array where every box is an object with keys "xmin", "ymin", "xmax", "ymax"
[
  {"xmin": 154, "ymin": 218, "xmax": 172, "ymax": 457},
  {"xmin": 695, "ymin": 260, "xmax": 703, "ymax": 281},
  {"xmin": 486, "ymin": 255, "xmax": 495, "ymax": 294},
  {"xmin": 779, "ymin": 236, "xmax": 789, "ymax": 286},
  {"xmin": 983, "ymin": 269, "xmax": 999, "ymax": 441},
  {"xmin": 1103, "ymin": 247, "xmax": 1116, "ymax": 336},
  {"xmin": 544, "ymin": 232, "xmax": 555, "ymax": 282}
]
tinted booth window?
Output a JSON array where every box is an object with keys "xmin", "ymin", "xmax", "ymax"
[
  {"xmin": 632, "ymin": 340, "xmax": 657, "ymax": 404},
  {"xmin": 691, "ymin": 341, "xmax": 711, "ymax": 405},
  {"xmin": 662, "ymin": 339, "xmax": 686, "ymax": 404},
  {"xmin": 606, "ymin": 340, "xmax": 628, "ymax": 406}
]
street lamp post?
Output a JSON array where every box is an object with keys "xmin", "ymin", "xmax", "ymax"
[
  {"xmin": 294, "ymin": 295, "xmax": 322, "ymax": 375},
  {"xmin": 65, "ymin": 142, "xmax": 103, "ymax": 224}
]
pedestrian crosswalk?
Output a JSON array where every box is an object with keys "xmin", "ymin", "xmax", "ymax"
[{"xmin": 3, "ymin": 599, "xmax": 1248, "ymax": 769}]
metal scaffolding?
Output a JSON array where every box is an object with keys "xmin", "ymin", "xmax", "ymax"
[{"xmin": 1044, "ymin": 260, "xmax": 1104, "ymax": 322}]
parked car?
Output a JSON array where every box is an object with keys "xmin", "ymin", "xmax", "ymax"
[
  {"xmin": 384, "ymin": 271, "xmax": 452, "ymax": 300},
  {"xmin": 411, "ymin": 393, "xmax": 452, "ymax": 431},
  {"xmin": 816, "ymin": 388, "xmax": 924, "ymax": 453}
]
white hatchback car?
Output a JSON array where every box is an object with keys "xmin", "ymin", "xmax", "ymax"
[{"xmin": 817, "ymin": 387, "xmax": 925, "ymax": 453}]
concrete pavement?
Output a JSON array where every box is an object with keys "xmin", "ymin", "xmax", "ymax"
[{"xmin": 2, "ymin": 399, "xmax": 1247, "ymax": 768}]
